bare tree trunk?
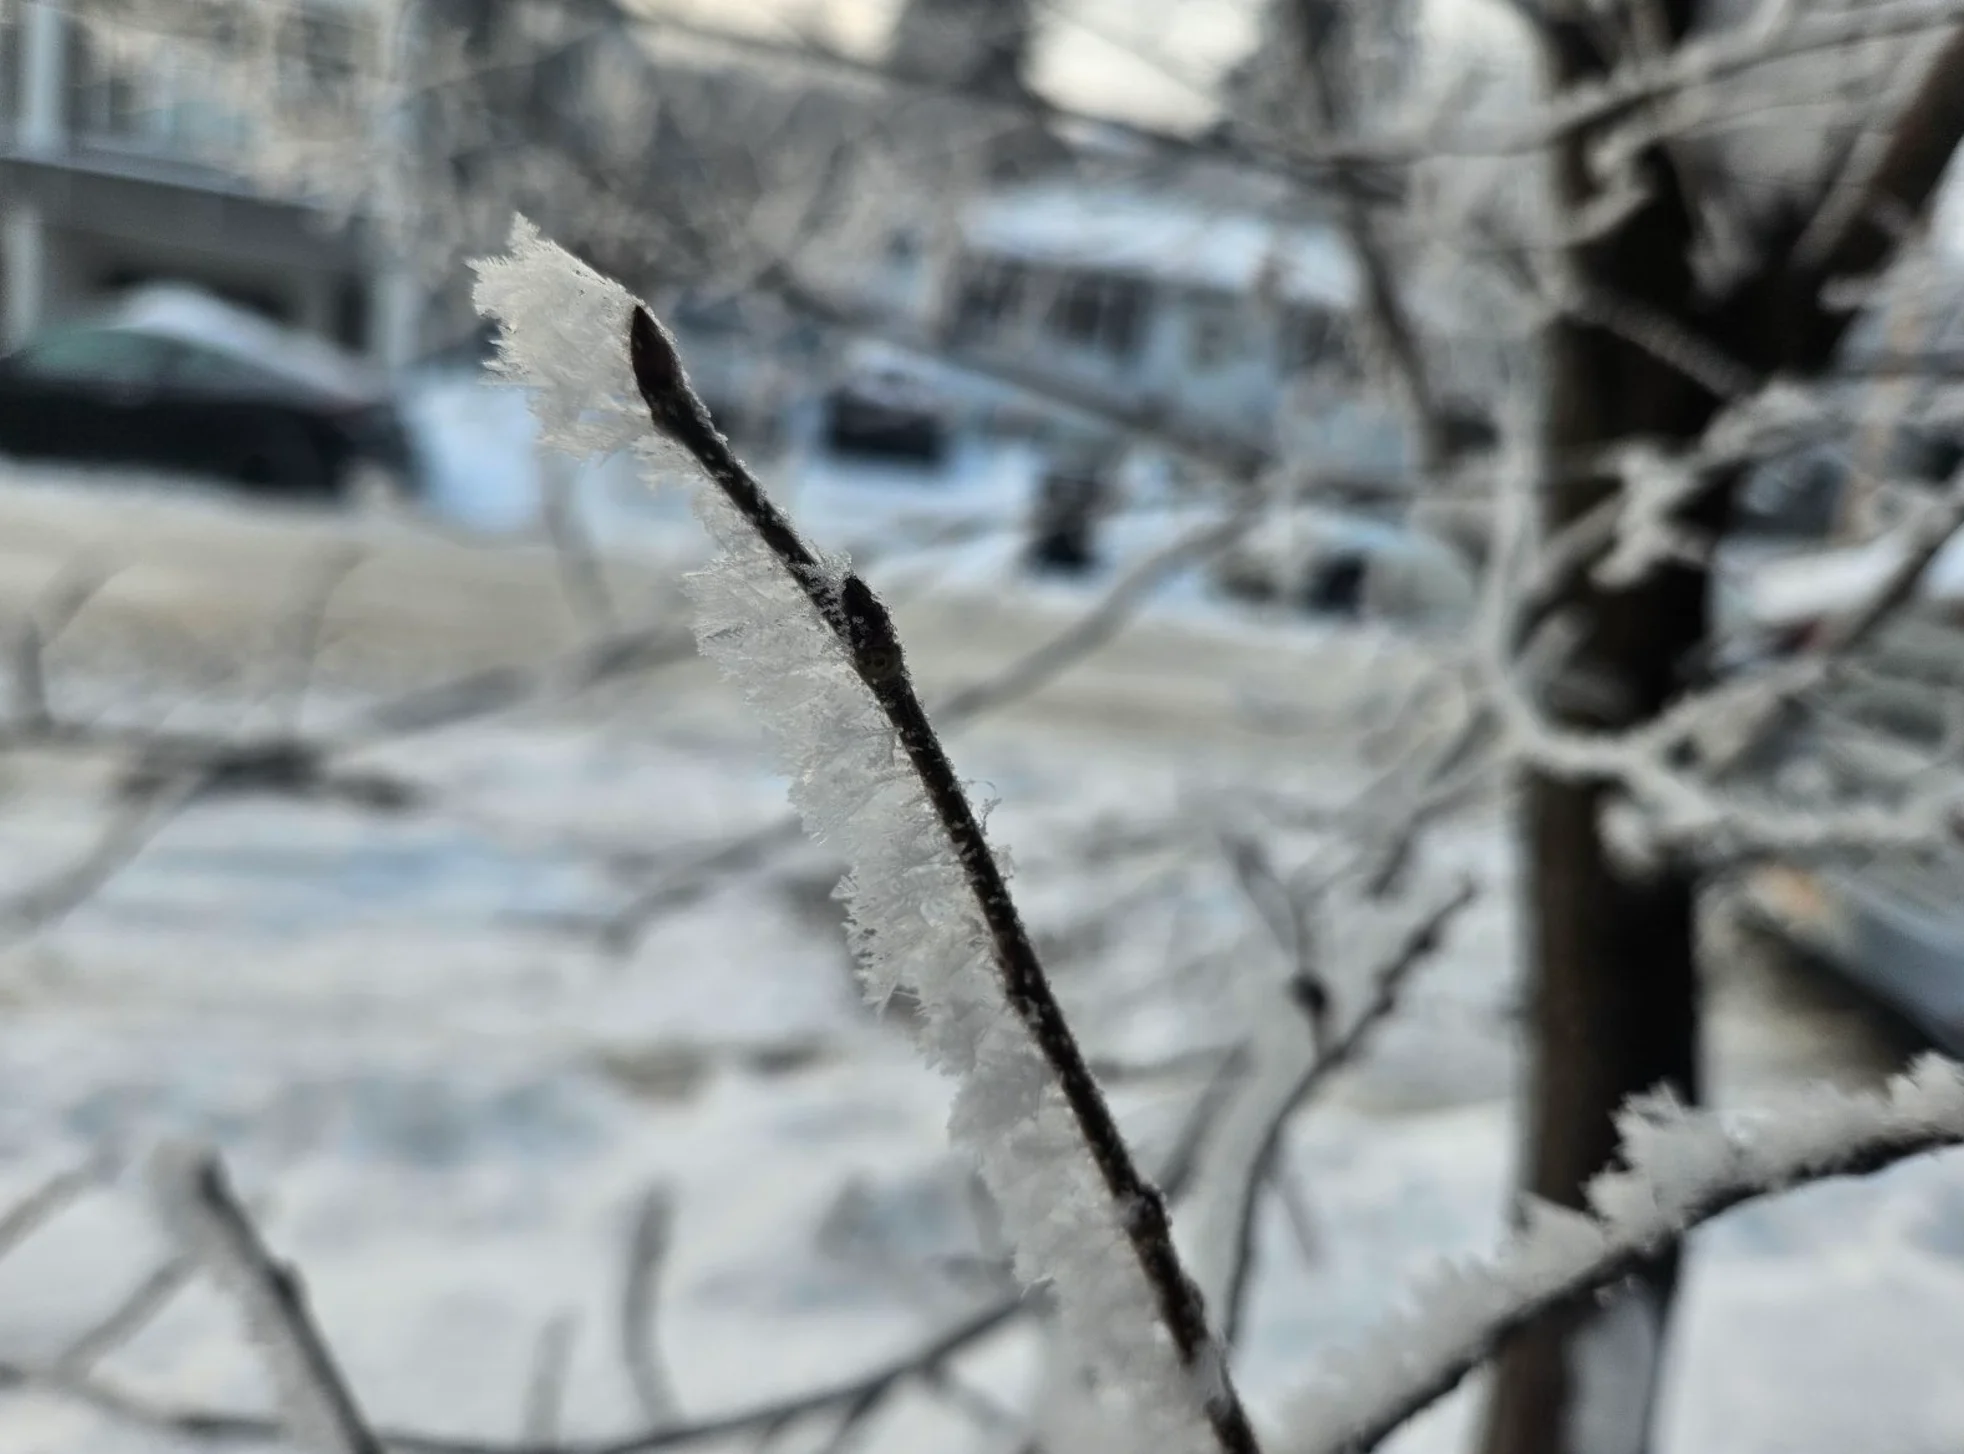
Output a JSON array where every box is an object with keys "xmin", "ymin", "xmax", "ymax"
[
  {"xmin": 887, "ymin": 0, "xmax": 1051, "ymax": 180},
  {"xmin": 1481, "ymin": 131, "xmax": 1717, "ymax": 1454},
  {"xmin": 1483, "ymin": 13, "xmax": 1964, "ymax": 1454},
  {"xmin": 888, "ymin": 0, "xmax": 1033, "ymax": 100}
]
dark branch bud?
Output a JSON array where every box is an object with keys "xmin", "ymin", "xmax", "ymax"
[
  {"xmin": 839, "ymin": 574, "xmax": 907, "ymax": 686},
  {"xmin": 629, "ymin": 305, "xmax": 714, "ymax": 446}
]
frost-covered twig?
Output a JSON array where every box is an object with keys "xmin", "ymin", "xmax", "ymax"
[
  {"xmin": 1284, "ymin": 0, "xmax": 1964, "ymax": 167},
  {"xmin": 9, "ymin": 560, "xmax": 114, "ymax": 733},
  {"xmin": 1263, "ymin": 3, "xmax": 1448, "ymax": 475},
  {"xmin": 1212, "ymin": 882, "xmax": 1477, "ymax": 1348},
  {"xmin": 1481, "ymin": 422, "xmax": 1964, "ymax": 861},
  {"xmin": 1275, "ymin": 1055, "xmax": 1964, "ymax": 1454},
  {"xmin": 1, "ymin": 1304, "xmax": 1028, "ymax": 1454},
  {"xmin": 1696, "ymin": 462, "xmax": 1964, "ymax": 771},
  {"xmin": 55, "ymin": 1253, "xmax": 197, "ymax": 1376},
  {"xmin": 618, "ymin": 1185, "xmax": 678, "ymax": 1425},
  {"xmin": 540, "ymin": 451, "xmax": 621, "ymax": 636},
  {"xmin": 149, "ymin": 1144, "xmax": 381, "ymax": 1454},
  {"xmin": 344, "ymin": 623, "xmax": 697, "ymax": 746},
  {"xmin": 474, "ymin": 220, "xmax": 1255, "ymax": 1454},
  {"xmin": 0, "ymin": 603, "xmax": 697, "ymax": 935},
  {"xmin": 599, "ymin": 507, "xmax": 1251, "ymax": 957},
  {"xmin": 0, "ymin": 770, "xmax": 202, "ymax": 943},
  {"xmin": 1219, "ymin": 832, "xmax": 1329, "ymax": 1051},
  {"xmin": 263, "ymin": 546, "xmax": 364, "ymax": 739},
  {"xmin": 522, "ymin": 1311, "xmax": 580, "ymax": 1448},
  {"xmin": 6, "ymin": 1061, "xmax": 1249, "ymax": 1454},
  {"xmin": 931, "ymin": 509, "xmax": 1254, "ymax": 723},
  {"xmin": 0, "ymin": 1162, "xmax": 98, "ymax": 1263}
]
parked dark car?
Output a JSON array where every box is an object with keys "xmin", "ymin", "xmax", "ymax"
[
  {"xmin": 823, "ymin": 353, "xmax": 949, "ymax": 463},
  {"xmin": 0, "ymin": 286, "xmax": 416, "ymax": 501},
  {"xmin": 1726, "ymin": 580, "xmax": 1964, "ymax": 1054}
]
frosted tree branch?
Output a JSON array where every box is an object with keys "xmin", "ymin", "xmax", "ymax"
[
  {"xmin": 54, "ymin": 1253, "xmax": 197, "ymax": 1377},
  {"xmin": 1287, "ymin": 0, "xmax": 1964, "ymax": 167},
  {"xmin": 0, "ymin": 1296, "xmax": 1032, "ymax": 1454},
  {"xmin": 149, "ymin": 1143, "xmax": 381, "ymax": 1454},
  {"xmin": 619, "ymin": 1184, "xmax": 679, "ymax": 1425},
  {"xmin": 1206, "ymin": 882, "xmax": 1478, "ymax": 1349},
  {"xmin": 473, "ymin": 219, "xmax": 1257, "ymax": 1454},
  {"xmin": 1275, "ymin": 1055, "xmax": 1964, "ymax": 1454},
  {"xmin": 9, "ymin": 560, "xmax": 115, "ymax": 735},
  {"xmin": 0, "ymin": 1162, "xmax": 98, "ymax": 1262},
  {"xmin": 521, "ymin": 1312, "xmax": 580, "ymax": 1447},
  {"xmin": 600, "ymin": 505, "xmax": 1253, "ymax": 957},
  {"xmin": 1482, "ymin": 410, "xmax": 1964, "ymax": 863}
]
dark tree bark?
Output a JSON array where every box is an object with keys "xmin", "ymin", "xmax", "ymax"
[
  {"xmin": 1481, "ymin": 55, "xmax": 1716, "ymax": 1454},
  {"xmin": 888, "ymin": 0, "xmax": 1033, "ymax": 100},
  {"xmin": 887, "ymin": 0, "xmax": 1051, "ymax": 180},
  {"xmin": 1481, "ymin": 13, "xmax": 1964, "ymax": 1454}
]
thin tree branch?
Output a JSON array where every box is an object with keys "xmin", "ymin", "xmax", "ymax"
[
  {"xmin": 629, "ymin": 305, "xmax": 1259, "ymax": 1454},
  {"xmin": 0, "ymin": 770, "xmax": 201, "ymax": 943},
  {"xmin": 521, "ymin": 1312, "xmax": 580, "ymax": 1449},
  {"xmin": 2, "ymin": 1047, "xmax": 1259, "ymax": 1454},
  {"xmin": 1217, "ymin": 882, "xmax": 1476, "ymax": 1347},
  {"xmin": 11, "ymin": 561, "xmax": 115, "ymax": 733},
  {"xmin": 264, "ymin": 546, "xmax": 365, "ymax": 739},
  {"xmin": 930, "ymin": 509, "xmax": 1254, "ymax": 722},
  {"xmin": 619, "ymin": 1185, "xmax": 678, "ymax": 1426},
  {"xmin": 0, "ymin": 1294, "xmax": 1027, "ymax": 1454},
  {"xmin": 600, "ymin": 506, "xmax": 1251, "ymax": 956},
  {"xmin": 149, "ymin": 1144, "xmax": 382, "ymax": 1454},
  {"xmin": 539, "ymin": 453, "xmax": 621, "ymax": 637},
  {"xmin": 1482, "ymin": 425, "xmax": 1964, "ymax": 860},
  {"xmin": 1792, "ymin": 19, "xmax": 1964, "ymax": 296},
  {"xmin": 1276, "ymin": 3, "xmax": 1449, "ymax": 474},
  {"xmin": 0, "ymin": 1163, "xmax": 98, "ymax": 1263},
  {"xmin": 1283, "ymin": 1057, "xmax": 1964, "ymax": 1454},
  {"xmin": 55, "ymin": 1254, "xmax": 198, "ymax": 1377}
]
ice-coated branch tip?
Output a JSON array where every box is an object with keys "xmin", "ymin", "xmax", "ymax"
[
  {"xmin": 627, "ymin": 305, "xmax": 707, "ymax": 445},
  {"xmin": 620, "ymin": 301, "xmax": 1251, "ymax": 1452},
  {"xmin": 477, "ymin": 227, "xmax": 1260, "ymax": 1454}
]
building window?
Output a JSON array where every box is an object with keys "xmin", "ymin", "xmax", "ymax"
[
  {"xmin": 1188, "ymin": 296, "xmax": 1244, "ymax": 369},
  {"xmin": 1278, "ymin": 304, "xmax": 1352, "ymax": 376},
  {"xmin": 282, "ymin": 4, "xmax": 363, "ymax": 114},
  {"xmin": 0, "ymin": 13, "xmax": 20, "ymax": 126},
  {"xmin": 335, "ymin": 275, "xmax": 369, "ymax": 352},
  {"xmin": 953, "ymin": 254, "xmax": 1029, "ymax": 336},
  {"xmin": 71, "ymin": 29, "xmax": 142, "ymax": 140},
  {"xmin": 69, "ymin": 13, "xmax": 255, "ymax": 154},
  {"xmin": 1044, "ymin": 271, "xmax": 1148, "ymax": 362}
]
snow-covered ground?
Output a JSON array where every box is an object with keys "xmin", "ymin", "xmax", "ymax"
[{"xmin": 0, "ymin": 444, "xmax": 1960, "ymax": 1454}]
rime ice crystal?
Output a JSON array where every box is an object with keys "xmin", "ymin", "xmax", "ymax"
[
  {"xmin": 471, "ymin": 218, "xmax": 671, "ymax": 466},
  {"xmin": 474, "ymin": 223, "xmax": 1219, "ymax": 1453},
  {"xmin": 1275, "ymin": 1055, "xmax": 1964, "ymax": 1454}
]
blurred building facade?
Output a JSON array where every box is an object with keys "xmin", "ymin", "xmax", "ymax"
[
  {"xmin": 0, "ymin": 0, "xmax": 414, "ymax": 362},
  {"xmin": 945, "ymin": 177, "xmax": 1364, "ymax": 444}
]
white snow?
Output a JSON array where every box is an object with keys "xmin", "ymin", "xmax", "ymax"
[
  {"xmin": 1, "ymin": 254, "xmax": 1963, "ymax": 1454},
  {"xmin": 102, "ymin": 285, "xmax": 385, "ymax": 406},
  {"xmin": 474, "ymin": 226, "xmax": 1227, "ymax": 1448},
  {"xmin": 964, "ymin": 184, "xmax": 1360, "ymax": 306},
  {"xmin": 1730, "ymin": 527, "xmax": 1964, "ymax": 629},
  {"xmin": 1275, "ymin": 1060, "xmax": 1964, "ymax": 1454}
]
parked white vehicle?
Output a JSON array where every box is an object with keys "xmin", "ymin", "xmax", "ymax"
[{"xmin": 1210, "ymin": 505, "xmax": 1478, "ymax": 629}]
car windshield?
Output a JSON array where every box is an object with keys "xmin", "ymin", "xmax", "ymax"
[
  {"xmin": 10, "ymin": 328, "xmax": 177, "ymax": 386},
  {"xmin": 158, "ymin": 340, "xmax": 300, "ymax": 396}
]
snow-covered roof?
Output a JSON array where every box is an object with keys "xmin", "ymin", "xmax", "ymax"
[
  {"xmin": 1737, "ymin": 529, "xmax": 1964, "ymax": 628},
  {"xmin": 962, "ymin": 185, "xmax": 1358, "ymax": 307},
  {"xmin": 98, "ymin": 285, "xmax": 384, "ymax": 404}
]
